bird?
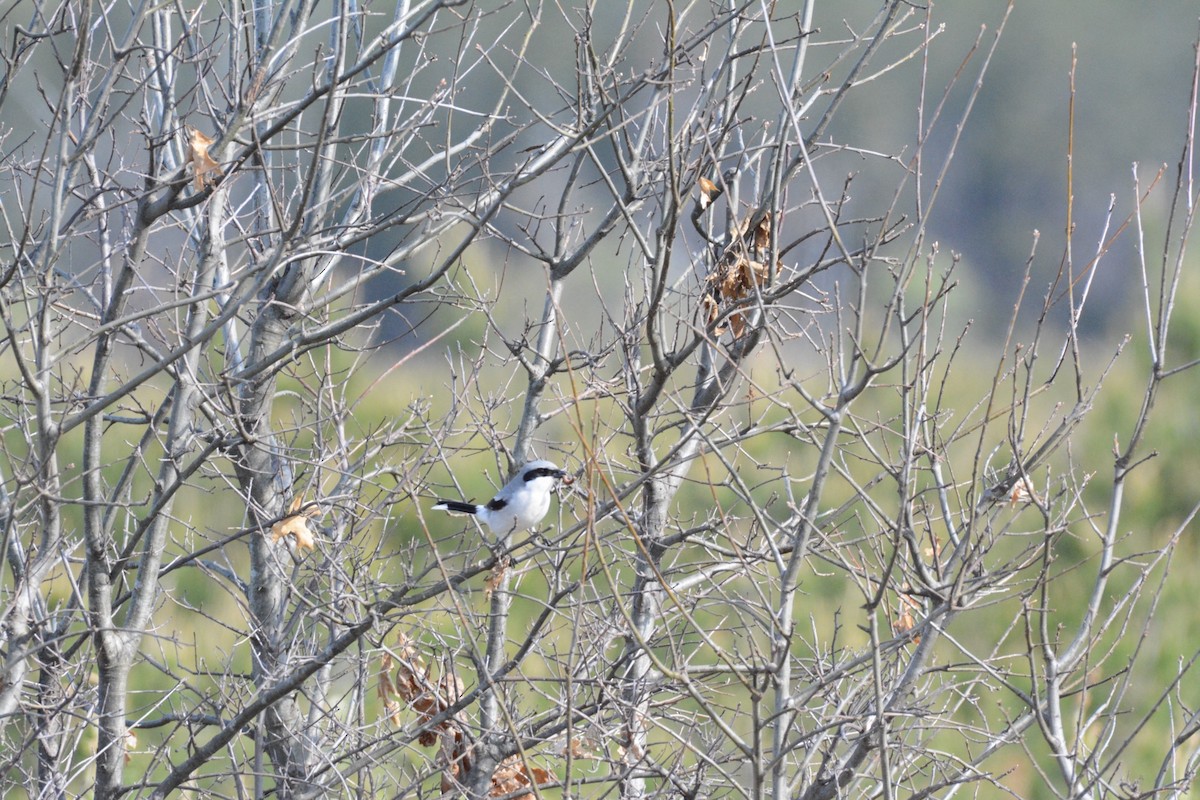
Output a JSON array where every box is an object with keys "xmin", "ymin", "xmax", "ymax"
[{"xmin": 432, "ymin": 460, "xmax": 570, "ymax": 535}]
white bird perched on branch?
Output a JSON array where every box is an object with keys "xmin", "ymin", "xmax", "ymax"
[{"xmin": 432, "ymin": 460, "xmax": 571, "ymax": 535}]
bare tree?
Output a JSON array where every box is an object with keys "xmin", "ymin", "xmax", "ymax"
[{"xmin": 2, "ymin": 1, "xmax": 1200, "ymax": 798}]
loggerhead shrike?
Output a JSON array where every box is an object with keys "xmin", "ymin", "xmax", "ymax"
[{"xmin": 432, "ymin": 460, "xmax": 570, "ymax": 535}]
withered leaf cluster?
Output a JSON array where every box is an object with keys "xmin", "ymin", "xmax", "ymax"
[
  {"xmin": 379, "ymin": 633, "xmax": 551, "ymax": 798},
  {"xmin": 698, "ymin": 178, "xmax": 778, "ymax": 338}
]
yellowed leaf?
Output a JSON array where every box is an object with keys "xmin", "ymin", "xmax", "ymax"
[{"xmin": 188, "ymin": 127, "xmax": 222, "ymax": 191}]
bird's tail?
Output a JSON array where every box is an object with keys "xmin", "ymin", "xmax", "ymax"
[{"xmin": 432, "ymin": 500, "xmax": 479, "ymax": 515}]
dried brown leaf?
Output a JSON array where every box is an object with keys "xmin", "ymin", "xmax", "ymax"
[
  {"xmin": 187, "ymin": 127, "xmax": 222, "ymax": 191},
  {"xmin": 124, "ymin": 730, "xmax": 137, "ymax": 764},
  {"xmin": 379, "ymin": 632, "xmax": 467, "ymax": 749},
  {"xmin": 753, "ymin": 213, "xmax": 771, "ymax": 251},
  {"xmin": 893, "ymin": 594, "xmax": 922, "ymax": 644},
  {"xmin": 384, "ymin": 633, "xmax": 429, "ymax": 702},
  {"xmin": 697, "ymin": 175, "xmax": 720, "ymax": 210},
  {"xmin": 923, "ymin": 534, "xmax": 941, "ymax": 564},
  {"xmin": 377, "ymin": 658, "xmax": 402, "ymax": 725},
  {"xmin": 491, "ymin": 755, "xmax": 552, "ymax": 800},
  {"xmin": 270, "ymin": 497, "xmax": 319, "ymax": 552},
  {"xmin": 729, "ymin": 311, "xmax": 746, "ymax": 339},
  {"xmin": 1009, "ymin": 475, "xmax": 1040, "ymax": 507},
  {"xmin": 556, "ymin": 735, "xmax": 606, "ymax": 760},
  {"xmin": 484, "ymin": 556, "xmax": 510, "ymax": 600},
  {"xmin": 703, "ymin": 252, "xmax": 773, "ymax": 339}
]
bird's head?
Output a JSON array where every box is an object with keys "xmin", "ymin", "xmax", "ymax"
[{"xmin": 520, "ymin": 460, "xmax": 571, "ymax": 489}]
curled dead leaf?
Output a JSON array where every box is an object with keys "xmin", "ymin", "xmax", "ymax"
[
  {"xmin": 893, "ymin": 593, "xmax": 922, "ymax": 644},
  {"xmin": 270, "ymin": 495, "xmax": 320, "ymax": 552},
  {"xmin": 697, "ymin": 175, "xmax": 721, "ymax": 210},
  {"xmin": 1009, "ymin": 475, "xmax": 1040, "ymax": 507},
  {"xmin": 379, "ymin": 634, "xmax": 427, "ymax": 706},
  {"xmin": 490, "ymin": 755, "xmax": 553, "ymax": 800},
  {"xmin": 484, "ymin": 556, "xmax": 510, "ymax": 600},
  {"xmin": 555, "ymin": 734, "xmax": 606, "ymax": 760},
  {"xmin": 704, "ymin": 249, "xmax": 775, "ymax": 338},
  {"xmin": 187, "ymin": 127, "xmax": 222, "ymax": 191},
  {"xmin": 379, "ymin": 634, "xmax": 425, "ymax": 726},
  {"xmin": 701, "ymin": 293, "xmax": 720, "ymax": 326},
  {"xmin": 923, "ymin": 533, "xmax": 941, "ymax": 565},
  {"xmin": 379, "ymin": 632, "xmax": 464, "ymax": 744},
  {"xmin": 377, "ymin": 663, "xmax": 401, "ymax": 726},
  {"xmin": 753, "ymin": 213, "xmax": 772, "ymax": 251},
  {"xmin": 380, "ymin": 633, "xmax": 477, "ymax": 793},
  {"xmin": 892, "ymin": 609, "xmax": 916, "ymax": 647}
]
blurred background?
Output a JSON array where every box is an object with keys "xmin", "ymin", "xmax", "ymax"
[
  {"xmin": 879, "ymin": 1, "xmax": 1199, "ymax": 328},
  {"xmin": 352, "ymin": 0, "xmax": 1200, "ymax": 346},
  {"xmin": 4, "ymin": 1, "xmax": 1195, "ymax": 336},
  {"xmin": 4, "ymin": 3, "xmax": 1200, "ymax": 796}
]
